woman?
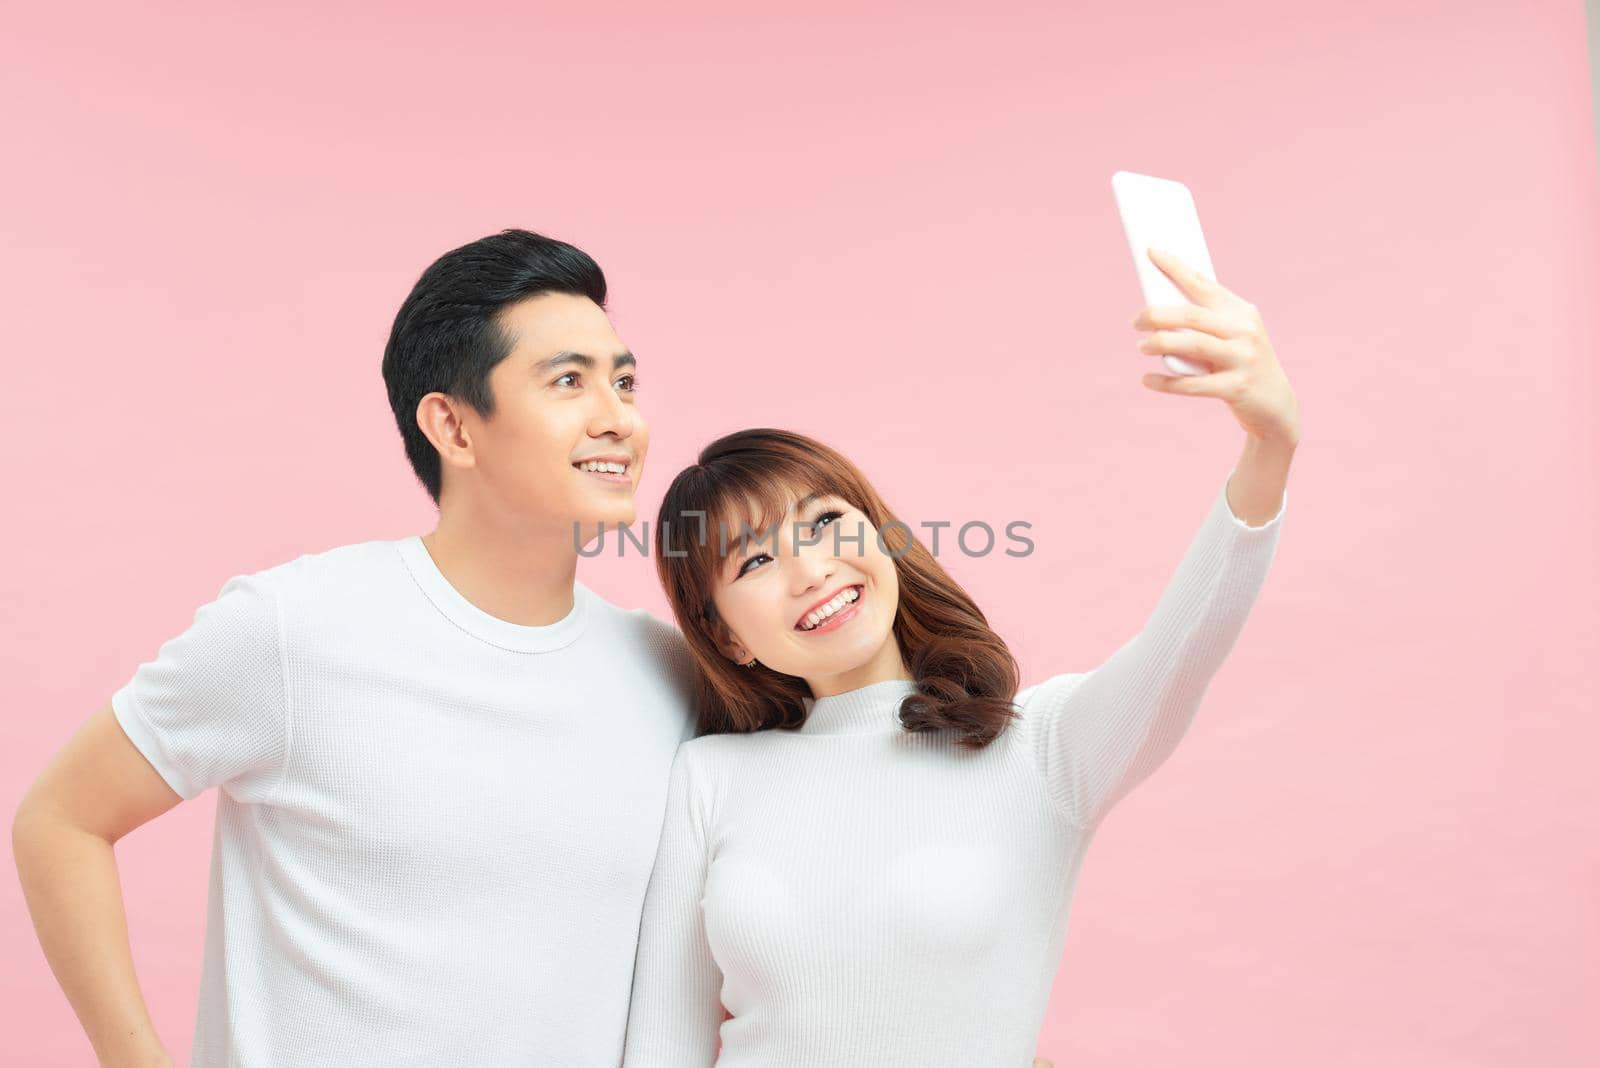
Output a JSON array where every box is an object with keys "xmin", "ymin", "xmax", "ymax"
[{"xmin": 622, "ymin": 250, "xmax": 1299, "ymax": 1066}]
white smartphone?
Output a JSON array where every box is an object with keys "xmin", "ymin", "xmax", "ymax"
[{"xmin": 1111, "ymin": 170, "xmax": 1217, "ymax": 376}]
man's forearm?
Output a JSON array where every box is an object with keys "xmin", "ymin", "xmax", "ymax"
[{"xmin": 12, "ymin": 809, "xmax": 171, "ymax": 1067}]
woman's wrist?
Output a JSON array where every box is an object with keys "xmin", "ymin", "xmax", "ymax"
[{"xmin": 1228, "ymin": 434, "xmax": 1295, "ymax": 527}]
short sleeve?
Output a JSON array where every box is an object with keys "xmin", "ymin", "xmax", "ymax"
[{"xmin": 110, "ymin": 570, "xmax": 289, "ymax": 803}]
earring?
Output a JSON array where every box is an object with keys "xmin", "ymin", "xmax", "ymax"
[{"xmin": 741, "ymin": 657, "xmax": 758, "ymax": 668}]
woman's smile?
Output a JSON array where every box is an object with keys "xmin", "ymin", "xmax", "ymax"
[{"xmin": 794, "ymin": 584, "xmax": 865, "ymax": 634}]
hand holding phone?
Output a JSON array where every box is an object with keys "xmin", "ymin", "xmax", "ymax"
[{"xmin": 1111, "ymin": 170, "xmax": 1217, "ymax": 376}]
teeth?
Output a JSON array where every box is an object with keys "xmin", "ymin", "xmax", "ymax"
[
  {"xmin": 578, "ymin": 461, "xmax": 628, "ymax": 474},
  {"xmin": 799, "ymin": 586, "xmax": 861, "ymax": 630}
]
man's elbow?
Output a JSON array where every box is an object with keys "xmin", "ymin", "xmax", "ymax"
[
  {"xmin": 15, "ymin": 705, "xmax": 186, "ymax": 849},
  {"xmin": 12, "ymin": 787, "xmax": 63, "ymax": 875},
  {"xmin": 13, "ymin": 772, "xmax": 116, "ymax": 863}
]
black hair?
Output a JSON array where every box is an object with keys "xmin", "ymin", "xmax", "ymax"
[{"xmin": 381, "ymin": 229, "xmax": 608, "ymax": 504}]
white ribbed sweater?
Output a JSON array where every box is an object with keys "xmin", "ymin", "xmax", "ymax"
[{"xmin": 622, "ymin": 470, "xmax": 1286, "ymax": 1067}]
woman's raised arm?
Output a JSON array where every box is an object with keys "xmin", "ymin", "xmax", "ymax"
[
  {"xmin": 1018, "ymin": 452, "xmax": 1288, "ymax": 829},
  {"xmin": 1016, "ymin": 244, "xmax": 1302, "ymax": 829}
]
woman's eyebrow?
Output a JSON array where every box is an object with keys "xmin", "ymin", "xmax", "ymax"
[
  {"xmin": 726, "ymin": 519, "xmax": 780, "ymax": 559},
  {"xmin": 719, "ymin": 490, "xmax": 834, "ymax": 569}
]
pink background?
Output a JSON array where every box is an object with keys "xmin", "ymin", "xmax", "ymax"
[{"xmin": 4, "ymin": 1, "xmax": 1598, "ymax": 1063}]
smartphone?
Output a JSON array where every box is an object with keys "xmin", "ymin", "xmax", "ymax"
[{"xmin": 1111, "ymin": 170, "xmax": 1217, "ymax": 376}]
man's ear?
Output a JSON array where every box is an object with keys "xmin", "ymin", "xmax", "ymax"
[{"xmin": 417, "ymin": 392, "xmax": 476, "ymax": 474}]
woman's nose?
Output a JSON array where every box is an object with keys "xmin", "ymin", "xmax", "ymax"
[{"xmin": 788, "ymin": 540, "xmax": 834, "ymax": 596}]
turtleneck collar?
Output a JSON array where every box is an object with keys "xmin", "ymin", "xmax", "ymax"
[{"xmin": 800, "ymin": 678, "xmax": 919, "ymax": 736}]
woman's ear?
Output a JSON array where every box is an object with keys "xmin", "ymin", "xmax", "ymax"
[{"xmin": 709, "ymin": 618, "xmax": 750, "ymax": 665}]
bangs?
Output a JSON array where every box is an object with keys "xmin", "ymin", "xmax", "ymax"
[{"xmin": 660, "ymin": 452, "xmax": 855, "ymax": 588}]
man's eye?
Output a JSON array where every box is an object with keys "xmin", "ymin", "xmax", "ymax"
[
  {"xmin": 616, "ymin": 374, "xmax": 637, "ymax": 392},
  {"xmin": 736, "ymin": 552, "xmax": 771, "ymax": 578},
  {"xmin": 554, "ymin": 372, "xmax": 579, "ymax": 387}
]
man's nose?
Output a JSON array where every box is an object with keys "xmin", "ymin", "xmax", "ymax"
[{"xmin": 588, "ymin": 383, "xmax": 634, "ymax": 440}]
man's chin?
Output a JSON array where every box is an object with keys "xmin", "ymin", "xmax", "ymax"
[
  {"xmin": 569, "ymin": 504, "xmax": 638, "ymax": 545},
  {"xmin": 596, "ymin": 501, "xmax": 637, "ymax": 527}
]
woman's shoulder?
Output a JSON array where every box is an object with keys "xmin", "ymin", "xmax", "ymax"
[
  {"xmin": 1007, "ymin": 672, "xmax": 1091, "ymax": 744},
  {"xmin": 677, "ymin": 726, "xmax": 815, "ymax": 792},
  {"xmin": 681, "ymin": 727, "xmax": 795, "ymax": 764},
  {"xmin": 1014, "ymin": 671, "xmax": 1089, "ymax": 710},
  {"xmin": 669, "ymin": 729, "xmax": 799, "ymax": 824}
]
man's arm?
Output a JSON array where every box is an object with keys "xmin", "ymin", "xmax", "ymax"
[{"xmin": 13, "ymin": 704, "xmax": 184, "ymax": 1067}]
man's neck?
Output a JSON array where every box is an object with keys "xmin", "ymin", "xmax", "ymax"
[{"xmin": 421, "ymin": 495, "xmax": 581, "ymax": 628}]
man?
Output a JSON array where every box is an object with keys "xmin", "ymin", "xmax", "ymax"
[
  {"xmin": 14, "ymin": 229, "xmax": 1060, "ymax": 1068},
  {"xmin": 13, "ymin": 230, "xmax": 696, "ymax": 1066}
]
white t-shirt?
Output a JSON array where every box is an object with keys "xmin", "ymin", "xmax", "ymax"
[
  {"xmin": 622, "ymin": 470, "xmax": 1285, "ymax": 1066},
  {"xmin": 112, "ymin": 535, "xmax": 696, "ymax": 1067}
]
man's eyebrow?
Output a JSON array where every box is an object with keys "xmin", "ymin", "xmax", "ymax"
[{"xmin": 533, "ymin": 350, "xmax": 637, "ymax": 375}]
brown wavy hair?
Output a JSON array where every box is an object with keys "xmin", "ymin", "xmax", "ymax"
[{"xmin": 654, "ymin": 427, "xmax": 1020, "ymax": 749}]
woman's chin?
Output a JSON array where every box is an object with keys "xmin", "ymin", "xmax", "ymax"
[{"xmin": 789, "ymin": 626, "xmax": 895, "ymax": 679}]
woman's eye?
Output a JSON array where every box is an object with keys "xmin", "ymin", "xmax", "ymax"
[
  {"xmin": 736, "ymin": 552, "xmax": 771, "ymax": 578},
  {"xmin": 806, "ymin": 509, "xmax": 845, "ymax": 537}
]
